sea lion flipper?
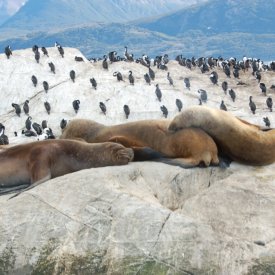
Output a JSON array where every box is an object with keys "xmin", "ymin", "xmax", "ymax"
[
  {"xmin": 149, "ymin": 157, "xmax": 201, "ymax": 169},
  {"xmin": 0, "ymin": 185, "xmax": 30, "ymax": 196},
  {"xmin": 8, "ymin": 175, "xmax": 51, "ymax": 200},
  {"xmin": 9, "ymin": 161, "xmax": 51, "ymax": 200},
  {"xmin": 132, "ymin": 147, "xmax": 167, "ymax": 161}
]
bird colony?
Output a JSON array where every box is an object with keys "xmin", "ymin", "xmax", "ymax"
[{"xmin": 0, "ymin": 45, "xmax": 275, "ymax": 146}]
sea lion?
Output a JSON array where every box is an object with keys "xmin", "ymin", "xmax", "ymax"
[
  {"xmin": 168, "ymin": 105, "xmax": 275, "ymax": 165},
  {"xmin": 0, "ymin": 139, "xmax": 134, "ymax": 197},
  {"xmin": 60, "ymin": 118, "xmax": 220, "ymax": 168}
]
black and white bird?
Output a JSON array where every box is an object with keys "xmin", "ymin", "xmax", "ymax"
[
  {"xmin": 70, "ymin": 70, "xmax": 76, "ymax": 82},
  {"xmin": 249, "ymin": 96, "xmax": 256, "ymax": 114},
  {"xmin": 233, "ymin": 67, "xmax": 240, "ymax": 78},
  {"xmin": 124, "ymin": 46, "xmax": 134, "ymax": 62},
  {"xmin": 259, "ymin": 83, "xmax": 267, "ymax": 96},
  {"xmin": 221, "ymin": 81, "xmax": 228, "ymax": 94},
  {"xmin": 160, "ymin": 105, "xmax": 168, "ymax": 118},
  {"xmin": 32, "ymin": 122, "xmax": 43, "ymax": 135},
  {"xmin": 102, "ymin": 56, "xmax": 108, "ymax": 70},
  {"xmin": 167, "ymin": 72, "xmax": 174, "ymax": 86},
  {"xmin": 255, "ymin": 71, "xmax": 261, "ymax": 83},
  {"xmin": 42, "ymin": 120, "xmax": 48, "ymax": 129},
  {"xmin": 99, "ymin": 102, "xmax": 107, "ymax": 115},
  {"xmin": 11, "ymin": 103, "xmax": 21, "ymax": 117},
  {"xmin": 198, "ymin": 89, "xmax": 207, "ymax": 103},
  {"xmin": 123, "ymin": 105, "xmax": 130, "ymax": 119},
  {"xmin": 229, "ymin": 88, "xmax": 236, "ymax": 102},
  {"xmin": 44, "ymin": 101, "xmax": 51, "ymax": 115},
  {"xmin": 23, "ymin": 100, "xmax": 29, "ymax": 115},
  {"xmin": 60, "ymin": 119, "xmax": 67, "ymax": 130},
  {"xmin": 223, "ymin": 64, "xmax": 231, "ymax": 78},
  {"xmin": 0, "ymin": 124, "xmax": 9, "ymax": 145},
  {"xmin": 48, "ymin": 62, "xmax": 55, "ymax": 74},
  {"xmin": 220, "ymin": 100, "xmax": 227, "ymax": 111},
  {"xmin": 72, "ymin": 99, "xmax": 80, "ymax": 113},
  {"xmin": 90, "ymin": 78, "xmax": 97, "ymax": 89},
  {"xmin": 266, "ymin": 97, "xmax": 273, "ymax": 112},
  {"xmin": 32, "ymin": 45, "xmax": 38, "ymax": 52},
  {"xmin": 31, "ymin": 75, "xmax": 38, "ymax": 87},
  {"xmin": 4, "ymin": 45, "xmax": 12, "ymax": 59},
  {"xmin": 58, "ymin": 46, "xmax": 64, "ymax": 58},
  {"xmin": 210, "ymin": 71, "xmax": 218, "ymax": 85},
  {"xmin": 43, "ymin": 81, "xmax": 49, "ymax": 92},
  {"xmin": 184, "ymin": 78, "xmax": 190, "ymax": 90},
  {"xmin": 155, "ymin": 84, "xmax": 162, "ymax": 102},
  {"xmin": 41, "ymin": 46, "xmax": 49, "ymax": 57},
  {"xmin": 144, "ymin": 73, "xmax": 151, "ymax": 85},
  {"xmin": 25, "ymin": 116, "xmax": 32, "ymax": 130},
  {"xmin": 176, "ymin": 98, "xmax": 183, "ymax": 112},
  {"xmin": 128, "ymin": 71, "xmax": 134, "ymax": 85},
  {"xmin": 113, "ymin": 71, "xmax": 123, "ymax": 81},
  {"xmin": 263, "ymin": 117, "xmax": 271, "ymax": 128},
  {"xmin": 148, "ymin": 67, "xmax": 155, "ymax": 80},
  {"xmin": 108, "ymin": 51, "xmax": 117, "ymax": 63},
  {"xmin": 34, "ymin": 49, "xmax": 40, "ymax": 63}
]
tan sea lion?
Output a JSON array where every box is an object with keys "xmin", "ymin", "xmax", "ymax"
[
  {"xmin": 60, "ymin": 118, "xmax": 220, "ymax": 168},
  {"xmin": 168, "ymin": 105, "xmax": 275, "ymax": 165},
  {"xmin": 0, "ymin": 139, "xmax": 134, "ymax": 197}
]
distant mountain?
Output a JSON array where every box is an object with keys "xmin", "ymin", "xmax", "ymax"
[
  {"xmin": 0, "ymin": 23, "xmax": 274, "ymax": 61},
  {"xmin": 0, "ymin": 0, "xmax": 207, "ymax": 34},
  {"xmin": 137, "ymin": 0, "xmax": 275, "ymax": 36}
]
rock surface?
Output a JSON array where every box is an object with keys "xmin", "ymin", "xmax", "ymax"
[{"xmin": 1, "ymin": 162, "xmax": 275, "ymax": 274}]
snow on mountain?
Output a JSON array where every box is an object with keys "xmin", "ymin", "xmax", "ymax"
[
  {"xmin": 0, "ymin": 0, "xmax": 208, "ymax": 33},
  {"xmin": 0, "ymin": 46, "xmax": 274, "ymax": 146},
  {"xmin": 137, "ymin": 0, "xmax": 275, "ymax": 36}
]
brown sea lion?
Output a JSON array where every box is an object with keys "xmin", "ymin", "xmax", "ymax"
[
  {"xmin": 60, "ymin": 118, "xmax": 220, "ymax": 168},
  {"xmin": 168, "ymin": 105, "xmax": 275, "ymax": 165},
  {"xmin": 0, "ymin": 139, "xmax": 134, "ymax": 197}
]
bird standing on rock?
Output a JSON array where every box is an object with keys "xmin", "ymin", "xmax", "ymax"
[
  {"xmin": 43, "ymin": 81, "xmax": 49, "ymax": 93},
  {"xmin": 48, "ymin": 62, "xmax": 55, "ymax": 74},
  {"xmin": 259, "ymin": 83, "xmax": 266, "ymax": 96},
  {"xmin": 31, "ymin": 75, "xmax": 38, "ymax": 87},
  {"xmin": 155, "ymin": 84, "xmax": 162, "ymax": 102},
  {"xmin": 220, "ymin": 100, "xmax": 227, "ymax": 111},
  {"xmin": 123, "ymin": 105, "xmax": 130, "ymax": 119},
  {"xmin": 99, "ymin": 102, "xmax": 107, "ymax": 115},
  {"xmin": 0, "ymin": 124, "xmax": 9, "ymax": 145},
  {"xmin": 249, "ymin": 96, "xmax": 256, "ymax": 114},
  {"xmin": 229, "ymin": 89, "xmax": 236, "ymax": 102},
  {"xmin": 70, "ymin": 70, "xmax": 76, "ymax": 82},
  {"xmin": 72, "ymin": 100, "xmax": 80, "ymax": 114},
  {"xmin": 12, "ymin": 103, "xmax": 21, "ymax": 117},
  {"xmin": 263, "ymin": 117, "xmax": 271, "ymax": 128},
  {"xmin": 23, "ymin": 100, "xmax": 29, "ymax": 115},
  {"xmin": 184, "ymin": 78, "xmax": 190, "ymax": 90},
  {"xmin": 128, "ymin": 71, "xmax": 134, "ymax": 85},
  {"xmin": 176, "ymin": 99, "xmax": 183, "ymax": 112},
  {"xmin": 44, "ymin": 101, "xmax": 51, "ymax": 115},
  {"xmin": 222, "ymin": 81, "xmax": 228, "ymax": 94},
  {"xmin": 90, "ymin": 78, "xmax": 97, "ymax": 90},
  {"xmin": 167, "ymin": 72, "xmax": 174, "ymax": 86},
  {"xmin": 266, "ymin": 97, "xmax": 273, "ymax": 112},
  {"xmin": 160, "ymin": 105, "xmax": 168, "ymax": 118}
]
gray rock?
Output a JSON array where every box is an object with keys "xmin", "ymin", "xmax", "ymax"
[{"xmin": 1, "ymin": 162, "xmax": 275, "ymax": 274}]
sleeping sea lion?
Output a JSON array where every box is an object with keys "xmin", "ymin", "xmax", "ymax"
[
  {"xmin": 0, "ymin": 139, "xmax": 134, "ymax": 197},
  {"xmin": 60, "ymin": 118, "xmax": 220, "ymax": 168},
  {"xmin": 168, "ymin": 105, "xmax": 275, "ymax": 165}
]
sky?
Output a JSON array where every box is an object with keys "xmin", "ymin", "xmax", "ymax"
[{"xmin": 0, "ymin": 0, "xmax": 26, "ymax": 15}]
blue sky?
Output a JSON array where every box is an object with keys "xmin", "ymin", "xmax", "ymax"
[{"xmin": 0, "ymin": 0, "xmax": 26, "ymax": 15}]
